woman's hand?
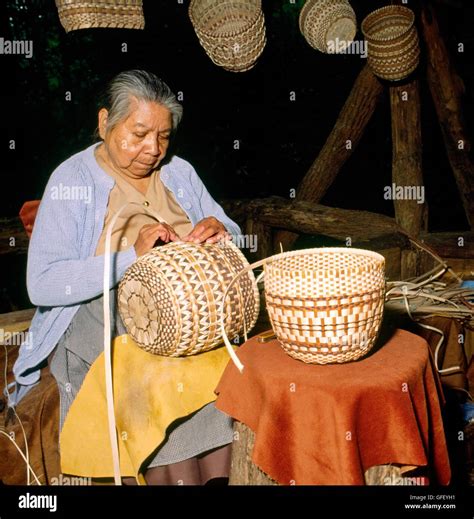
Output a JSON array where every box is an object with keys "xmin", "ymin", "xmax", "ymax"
[
  {"xmin": 134, "ymin": 223, "xmax": 179, "ymax": 256},
  {"xmin": 182, "ymin": 217, "xmax": 230, "ymax": 244}
]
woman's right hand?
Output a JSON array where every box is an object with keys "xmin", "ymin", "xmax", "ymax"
[{"xmin": 134, "ymin": 223, "xmax": 179, "ymax": 257}]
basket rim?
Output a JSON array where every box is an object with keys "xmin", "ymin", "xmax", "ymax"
[
  {"xmin": 264, "ymin": 247, "xmax": 385, "ymax": 276},
  {"xmin": 189, "ymin": 0, "xmax": 263, "ymax": 39},
  {"xmin": 361, "ymin": 5, "xmax": 415, "ymax": 42}
]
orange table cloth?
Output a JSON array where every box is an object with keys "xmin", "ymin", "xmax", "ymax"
[{"xmin": 215, "ymin": 328, "xmax": 451, "ymax": 485}]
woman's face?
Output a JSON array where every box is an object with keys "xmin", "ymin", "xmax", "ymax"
[{"xmin": 98, "ymin": 97, "xmax": 173, "ymax": 179}]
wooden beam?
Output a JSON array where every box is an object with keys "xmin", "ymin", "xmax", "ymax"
[
  {"xmin": 0, "ymin": 308, "xmax": 35, "ymax": 335},
  {"xmin": 221, "ymin": 198, "xmax": 474, "ymax": 259},
  {"xmin": 296, "ymin": 65, "xmax": 384, "ymax": 203},
  {"xmin": 274, "ymin": 65, "xmax": 385, "ymax": 250},
  {"xmin": 420, "ymin": 3, "xmax": 474, "ymax": 228},
  {"xmin": 390, "ymin": 80, "xmax": 427, "ymax": 237},
  {"xmin": 420, "ymin": 231, "xmax": 474, "ymax": 258},
  {"xmin": 248, "ymin": 197, "xmax": 402, "ymax": 241}
]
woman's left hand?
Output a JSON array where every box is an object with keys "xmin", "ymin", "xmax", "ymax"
[{"xmin": 182, "ymin": 217, "xmax": 230, "ymax": 244}]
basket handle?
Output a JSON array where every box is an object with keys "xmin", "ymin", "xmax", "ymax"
[{"xmin": 103, "ymin": 201, "xmax": 171, "ymax": 486}]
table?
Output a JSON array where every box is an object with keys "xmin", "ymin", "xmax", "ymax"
[{"xmin": 215, "ymin": 328, "xmax": 451, "ymax": 485}]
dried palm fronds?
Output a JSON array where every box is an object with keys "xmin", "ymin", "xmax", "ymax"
[{"xmin": 385, "ymin": 238, "xmax": 473, "ymax": 379}]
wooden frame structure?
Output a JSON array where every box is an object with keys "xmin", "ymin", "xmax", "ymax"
[{"xmin": 225, "ymin": 1, "xmax": 473, "ymax": 279}]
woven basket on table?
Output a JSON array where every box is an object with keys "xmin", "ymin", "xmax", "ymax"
[
  {"xmin": 55, "ymin": 0, "xmax": 144, "ymax": 32},
  {"xmin": 188, "ymin": 0, "xmax": 266, "ymax": 72},
  {"xmin": 118, "ymin": 241, "xmax": 260, "ymax": 356},
  {"xmin": 299, "ymin": 0, "xmax": 357, "ymax": 54},
  {"xmin": 264, "ymin": 247, "xmax": 385, "ymax": 365},
  {"xmin": 361, "ymin": 5, "xmax": 420, "ymax": 81}
]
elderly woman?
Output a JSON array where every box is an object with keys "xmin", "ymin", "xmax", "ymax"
[{"xmin": 11, "ymin": 70, "xmax": 241, "ymax": 485}]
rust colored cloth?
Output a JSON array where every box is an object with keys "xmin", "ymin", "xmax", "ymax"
[
  {"xmin": 0, "ymin": 343, "xmax": 61, "ymax": 485},
  {"xmin": 19, "ymin": 200, "xmax": 41, "ymax": 238},
  {"xmin": 215, "ymin": 328, "xmax": 451, "ymax": 485}
]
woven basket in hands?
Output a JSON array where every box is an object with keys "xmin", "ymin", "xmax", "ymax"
[
  {"xmin": 264, "ymin": 247, "xmax": 385, "ymax": 364},
  {"xmin": 118, "ymin": 241, "xmax": 260, "ymax": 356},
  {"xmin": 188, "ymin": 0, "xmax": 266, "ymax": 72},
  {"xmin": 361, "ymin": 5, "xmax": 420, "ymax": 81},
  {"xmin": 55, "ymin": 0, "xmax": 144, "ymax": 32},
  {"xmin": 299, "ymin": 0, "xmax": 357, "ymax": 54}
]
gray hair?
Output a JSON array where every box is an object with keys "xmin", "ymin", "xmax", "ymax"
[{"xmin": 100, "ymin": 70, "xmax": 183, "ymax": 134}]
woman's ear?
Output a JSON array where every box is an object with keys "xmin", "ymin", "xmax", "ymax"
[{"xmin": 97, "ymin": 108, "xmax": 109, "ymax": 140}]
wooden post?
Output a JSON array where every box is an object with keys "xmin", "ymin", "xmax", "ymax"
[
  {"xmin": 420, "ymin": 3, "xmax": 474, "ymax": 228},
  {"xmin": 229, "ymin": 421, "xmax": 277, "ymax": 485},
  {"xmin": 390, "ymin": 80, "xmax": 427, "ymax": 237},
  {"xmin": 274, "ymin": 65, "xmax": 384, "ymax": 251}
]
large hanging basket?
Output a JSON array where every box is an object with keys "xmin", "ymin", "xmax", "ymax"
[
  {"xmin": 264, "ymin": 247, "xmax": 385, "ymax": 365},
  {"xmin": 118, "ymin": 241, "xmax": 260, "ymax": 356},
  {"xmin": 299, "ymin": 0, "xmax": 357, "ymax": 54},
  {"xmin": 55, "ymin": 0, "xmax": 145, "ymax": 33},
  {"xmin": 361, "ymin": 5, "xmax": 420, "ymax": 81},
  {"xmin": 188, "ymin": 0, "xmax": 266, "ymax": 72}
]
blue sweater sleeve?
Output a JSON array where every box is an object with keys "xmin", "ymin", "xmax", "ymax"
[
  {"xmin": 188, "ymin": 165, "xmax": 242, "ymax": 238},
  {"xmin": 27, "ymin": 167, "xmax": 137, "ymax": 307}
]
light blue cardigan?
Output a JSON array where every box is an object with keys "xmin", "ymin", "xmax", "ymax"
[{"xmin": 7, "ymin": 143, "xmax": 241, "ymax": 406}]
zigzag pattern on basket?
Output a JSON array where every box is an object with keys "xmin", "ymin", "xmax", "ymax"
[{"xmin": 118, "ymin": 241, "xmax": 260, "ymax": 356}]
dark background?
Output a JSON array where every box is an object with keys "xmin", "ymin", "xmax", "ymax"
[{"xmin": 0, "ymin": 0, "xmax": 473, "ymax": 310}]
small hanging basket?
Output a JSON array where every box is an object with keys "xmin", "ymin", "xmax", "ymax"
[
  {"xmin": 55, "ymin": 0, "xmax": 145, "ymax": 33},
  {"xmin": 361, "ymin": 5, "xmax": 420, "ymax": 81},
  {"xmin": 188, "ymin": 0, "xmax": 266, "ymax": 72},
  {"xmin": 118, "ymin": 241, "xmax": 260, "ymax": 356},
  {"xmin": 299, "ymin": 0, "xmax": 357, "ymax": 54}
]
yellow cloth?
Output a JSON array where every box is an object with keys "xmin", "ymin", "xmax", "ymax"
[{"xmin": 60, "ymin": 335, "xmax": 232, "ymax": 479}]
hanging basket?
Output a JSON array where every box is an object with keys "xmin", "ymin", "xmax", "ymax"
[
  {"xmin": 299, "ymin": 0, "xmax": 357, "ymax": 54},
  {"xmin": 55, "ymin": 0, "xmax": 145, "ymax": 33},
  {"xmin": 361, "ymin": 5, "xmax": 420, "ymax": 81},
  {"xmin": 188, "ymin": 0, "xmax": 266, "ymax": 72},
  {"xmin": 264, "ymin": 247, "xmax": 385, "ymax": 364},
  {"xmin": 118, "ymin": 241, "xmax": 260, "ymax": 356}
]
